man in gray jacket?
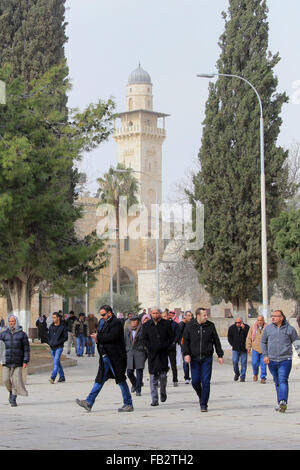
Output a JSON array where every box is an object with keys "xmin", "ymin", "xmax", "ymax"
[{"xmin": 261, "ymin": 310, "xmax": 300, "ymax": 413}]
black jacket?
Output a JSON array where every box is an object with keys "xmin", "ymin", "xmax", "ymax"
[
  {"xmin": 48, "ymin": 323, "xmax": 68, "ymax": 350},
  {"xmin": 66, "ymin": 315, "xmax": 77, "ymax": 333},
  {"xmin": 182, "ymin": 319, "xmax": 224, "ymax": 360},
  {"xmin": 169, "ymin": 320, "xmax": 181, "ymax": 349},
  {"xmin": 227, "ymin": 323, "xmax": 250, "ymax": 352},
  {"xmin": 142, "ymin": 318, "xmax": 174, "ymax": 375},
  {"xmin": 74, "ymin": 320, "xmax": 88, "ymax": 337},
  {"xmin": 0, "ymin": 327, "xmax": 30, "ymax": 367},
  {"xmin": 95, "ymin": 315, "xmax": 127, "ymax": 385}
]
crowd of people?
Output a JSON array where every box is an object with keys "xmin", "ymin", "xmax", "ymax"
[{"xmin": 1, "ymin": 307, "xmax": 300, "ymax": 414}]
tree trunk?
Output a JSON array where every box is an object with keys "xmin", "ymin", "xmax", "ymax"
[
  {"xmin": 116, "ymin": 201, "xmax": 121, "ymax": 294},
  {"xmin": 7, "ymin": 276, "xmax": 34, "ymax": 333}
]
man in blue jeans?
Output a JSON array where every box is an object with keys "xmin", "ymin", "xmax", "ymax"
[
  {"xmin": 76, "ymin": 305, "xmax": 133, "ymax": 413},
  {"xmin": 48, "ymin": 312, "xmax": 68, "ymax": 384},
  {"xmin": 261, "ymin": 310, "xmax": 300, "ymax": 413},
  {"xmin": 227, "ymin": 317, "xmax": 250, "ymax": 382},
  {"xmin": 183, "ymin": 308, "xmax": 223, "ymax": 412}
]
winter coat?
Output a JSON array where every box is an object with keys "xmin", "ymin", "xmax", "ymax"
[
  {"xmin": 86, "ymin": 316, "xmax": 99, "ymax": 335},
  {"xmin": 169, "ymin": 320, "xmax": 181, "ymax": 350},
  {"xmin": 141, "ymin": 318, "xmax": 174, "ymax": 375},
  {"xmin": 124, "ymin": 325, "xmax": 146, "ymax": 370},
  {"xmin": 95, "ymin": 315, "xmax": 127, "ymax": 385},
  {"xmin": 35, "ymin": 315, "xmax": 48, "ymax": 342},
  {"xmin": 182, "ymin": 319, "xmax": 224, "ymax": 360},
  {"xmin": 0, "ymin": 326, "xmax": 30, "ymax": 367},
  {"xmin": 48, "ymin": 323, "xmax": 68, "ymax": 350},
  {"xmin": 73, "ymin": 319, "xmax": 88, "ymax": 337},
  {"xmin": 227, "ymin": 323, "xmax": 250, "ymax": 352},
  {"xmin": 65, "ymin": 315, "xmax": 77, "ymax": 333},
  {"xmin": 261, "ymin": 320, "xmax": 300, "ymax": 362}
]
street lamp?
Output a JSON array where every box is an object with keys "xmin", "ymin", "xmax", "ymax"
[
  {"xmin": 197, "ymin": 72, "xmax": 268, "ymax": 320},
  {"xmin": 115, "ymin": 168, "xmax": 161, "ymax": 309},
  {"xmin": 0, "ymin": 80, "xmax": 6, "ymax": 105}
]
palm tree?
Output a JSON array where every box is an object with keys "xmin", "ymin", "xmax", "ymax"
[{"xmin": 97, "ymin": 163, "xmax": 139, "ymax": 294}]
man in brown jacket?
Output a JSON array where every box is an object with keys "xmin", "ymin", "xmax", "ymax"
[
  {"xmin": 246, "ymin": 315, "xmax": 267, "ymax": 383},
  {"xmin": 86, "ymin": 313, "xmax": 99, "ymax": 357}
]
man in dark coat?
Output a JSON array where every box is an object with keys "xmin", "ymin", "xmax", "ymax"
[
  {"xmin": 75, "ymin": 305, "xmax": 133, "ymax": 413},
  {"xmin": 124, "ymin": 315, "xmax": 146, "ymax": 396},
  {"xmin": 35, "ymin": 313, "xmax": 48, "ymax": 343},
  {"xmin": 183, "ymin": 308, "xmax": 223, "ymax": 412},
  {"xmin": 161, "ymin": 310, "xmax": 180, "ymax": 387},
  {"xmin": 142, "ymin": 307, "xmax": 174, "ymax": 406},
  {"xmin": 178, "ymin": 311, "xmax": 194, "ymax": 383},
  {"xmin": 227, "ymin": 317, "xmax": 250, "ymax": 382},
  {"xmin": 0, "ymin": 315, "xmax": 30, "ymax": 407}
]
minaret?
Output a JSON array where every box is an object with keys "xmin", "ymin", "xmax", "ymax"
[{"xmin": 113, "ymin": 64, "xmax": 169, "ymax": 210}]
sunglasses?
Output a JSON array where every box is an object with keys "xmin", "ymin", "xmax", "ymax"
[
  {"xmin": 100, "ymin": 313, "xmax": 107, "ymax": 317},
  {"xmin": 235, "ymin": 322, "xmax": 242, "ymax": 324}
]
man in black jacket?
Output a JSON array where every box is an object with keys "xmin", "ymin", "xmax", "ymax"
[
  {"xmin": 227, "ymin": 317, "xmax": 250, "ymax": 382},
  {"xmin": 75, "ymin": 305, "xmax": 133, "ymax": 413},
  {"xmin": 161, "ymin": 310, "xmax": 180, "ymax": 387},
  {"xmin": 142, "ymin": 307, "xmax": 174, "ymax": 406},
  {"xmin": 48, "ymin": 312, "xmax": 68, "ymax": 384},
  {"xmin": 178, "ymin": 311, "xmax": 194, "ymax": 383},
  {"xmin": 66, "ymin": 311, "xmax": 77, "ymax": 354},
  {"xmin": 183, "ymin": 308, "xmax": 223, "ymax": 412}
]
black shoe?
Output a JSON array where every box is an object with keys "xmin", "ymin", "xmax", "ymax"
[
  {"xmin": 173, "ymin": 382, "xmax": 178, "ymax": 387},
  {"xmin": 151, "ymin": 402, "xmax": 159, "ymax": 406},
  {"xmin": 58, "ymin": 377, "xmax": 66, "ymax": 383},
  {"xmin": 118, "ymin": 405, "xmax": 134, "ymax": 412},
  {"xmin": 10, "ymin": 395, "xmax": 17, "ymax": 407},
  {"xmin": 201, "ymin": 407, "xmax": 208, "ymax": 412},
  {"xmin": 75, "ymin": 399, "xmax": 91, "ymax": 412},
  {"xmin": 131, "ymin": 385, "xmax": 137, "ymax": 393},
  {"xmin": 136, "ymin": 392, "xmax": 141, "ymax": 396},
  {"xmin": 160, "ymin": 392, "xmax": 167, "ymax": 403},
  {"xmin": 234, "ymin": 374, "xmax": 240, "ymax": 381},
  {"xmin": 240, "ymin": 377, "xmax": 245, "ymax": 382}
]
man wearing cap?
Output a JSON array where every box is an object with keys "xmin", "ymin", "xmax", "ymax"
[{"xmin": 124, "ymin": 315, "xmax": 146, "ymax": 396}]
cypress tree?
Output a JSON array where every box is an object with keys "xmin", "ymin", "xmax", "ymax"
[{"xmin": 189, "ymin": 0, "xmax": 288, "ymax": 312}]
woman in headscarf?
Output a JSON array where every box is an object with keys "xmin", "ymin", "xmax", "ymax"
[{"xmin": 0, "ymin": 315, "xmax": 30, "ymax": 407}]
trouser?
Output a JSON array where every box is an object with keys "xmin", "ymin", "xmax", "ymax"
[
  {"xmin": 86, "ymin": 356, "xmax": 132, "ymax": 408},
  {"xmin": 50, "ymin": 347, "xmax": 65, "ymax": 380},
  {"xmin": 2, "ymin": 366, "xmax": 28, "ymax": 397},
  {"xmin": 168, "ymin": 347, "xmax": 178, "ymax": 382},
  {"xmin": 190, "ymin": 356, "xmax": 213, "ymax": 409},
  {"xmin": 150, "ymin": 372, "xmax": 167, "ymax": 403},
  {"xmin": 252, "ymin": 349, "xmax": 267, "ymax": 379},
  {"xmin": 232, "ymin": 350, "xmax": 248, "ymax": 378},
  {"xmin": 67, "ymin": 332, "xmax": 73, "ymax": 354},
  {"xmin": 127, "ymin": 368, "xmax": 144, "ymax": 393},
  {"xmin": 181, "ymin": 348, "xmax": 191, "ymax": 380},
  {"xmin": 76, "ymin": 334, "xmax": 86, "ymax": 356},
  {"xmin": 268, "ymin": 359, "xmax": 292, "ymax": 404},
  {"xmin": 86, "ymin": 337, "xmax": 95, "ymax": 355}
]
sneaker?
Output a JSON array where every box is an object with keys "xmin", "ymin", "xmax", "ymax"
[
  {"xmin": 240, "ymin": 377, "xmax": 245, "ymax": 382},
  {"xmin": 160, "ymin": 392, "xmax": 167, "ymax": 403},
  {"xmin": 279, "ymin": 400, "xmax": 287, "ymax": 413},
  {"xmin": 118, "ymin": 405, "xmax": 134, "ymax": 412},
  {"xmin": 48, "ymin": 378, "xmax": 55, "ymax": 384},
  {"xmin": 173, "ymin": 382, "xmax": 178, "ymax": 387},
  {"xmin": 75, "ymin": 399, "xmax": 92, "ymax": 412},
  {"xmin": 151, "ymin": 402, "xmax": 159, "ymax": 406},
  {"xmin": 260, "ymin": 378, "xmax": 266, "ymax": 384},
  {"xmin": 57, "ymin": 377, "xmax": 65, "ymax": 383},
  {"xmin": 253, "ymin": 375, "xmax": 258, "ymax": 382},
  {"xmin": 234, "ymin": 374, "xmax": 240, "ymax": 381},
  {"xmin": 201, "ymin": 407, "xmax": 208, "ymax": 412},
  {"xmin": 275, "ymin": 404, "xmax": 280, "ymax": 411},
  {"xmin": 185, "ymin": 379, "xmax": 190, "ymax": 384}
]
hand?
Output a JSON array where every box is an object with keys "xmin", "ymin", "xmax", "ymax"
[
  {"xmin": 248, "ymin": 349, "xmax": 251, "ymax": 354},
  {"xmin": 263, "ymin": 356, "xmax": 270, "ymax": 365},
  {"xmin": 23, "ymin": 363, "xmax": 28, "ymax": 369},
  {"xmin": 184, "ymin": 355, "xmax": 191, "ymax": 363},
  {"xmin": 218, "ymin": 358, "xmax": 223, "ymax": 365}
]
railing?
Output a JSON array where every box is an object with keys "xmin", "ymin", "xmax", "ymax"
[{"xmin": 114, "ymin": 125, "xmax": 166, "ymax": 137}]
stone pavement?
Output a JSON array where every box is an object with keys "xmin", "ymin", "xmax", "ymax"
[{"xmin": 1, "ymin": 340, "xmax": 300, "ymax": 451}]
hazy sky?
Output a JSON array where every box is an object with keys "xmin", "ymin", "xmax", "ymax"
[{"xmin": 65, "ymin": 0, "xmax": 300, "ymax": 199}]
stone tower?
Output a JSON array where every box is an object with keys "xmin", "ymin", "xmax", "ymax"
[{"xmin": 113, "ymin": 64, "xmax": 169, "ymax": 210}]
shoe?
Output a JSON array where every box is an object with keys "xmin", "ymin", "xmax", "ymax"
[
  {"xmin": 76, "ymin": 399, "xmax": 92, "ymax": 412},
  {"xmin": 57, "ymin": 377, "xmax": 65, "ymax": 383},
  {"xmin": 131, "ymin": 385, "xmax": 137, "ymax": 393},
  {"xmin": 160, "ymin": 392, "xmax": 167, "ymax": 403},
  {"xmin": 118, "ymin": 405, "xmax": 134, "ymax": 412},
  {"xmin": 48, "ymin": 378, "xmax": 55, "ymax": 384},
  {"xmin": 8, "ymin": 391, "xmax": 12, "ymax": 404},
  {"xmin": 136, "ymin": 392, "xmax": 141, "ymax": 396},
  {"xmin": 240, "ymin": 377, "xmax": 245, "ymax": 382},
  {"xmin": 201, "ymin": 407, "xmax": 208, "ymax": 412},
  {"xmin": 173, "ymin": 382, "xmax": 178, "ymax": 387},
  {"xmin": 279, "ymin": 400, "xmax": 287, "ymax": 413},
  {"xmin": 260, "ymin": 378, "xmax": 266, "ymax": 384},
  {"xmin": 151, "ymin": 402, "xmax": 159, "ymax": 406},
  {"xmin": 234, "ymin": 374, "xmax": 240, "ymax": 381},
  {"xmin": 10, "ymin": 395, "xmax": 17, "ymax": 407},
  {"xmin": 67, "ymin": 352, "xmax": 70, "ymax": 355},
  {"xmin": 185, "ymin": 379, "xmax": 190, "ymax": 384},
  {"xmin": 253, "ymin": 375, "xmax": 258, "ymax": 382}
]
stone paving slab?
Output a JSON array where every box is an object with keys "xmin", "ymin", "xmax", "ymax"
[{"xmin": 1, "ymin": 343, "xmax": 300, "ymax": 450}]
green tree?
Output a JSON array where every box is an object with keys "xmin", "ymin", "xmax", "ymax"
[
  {"xmin": 188, "ymin": 0, "xmax": 288, "ymax": 313},
  {"xmin": 95, "ymin": 292, "xmax": 141, "ymax": 316},
  {"xmin": 96, "ymin": 164, "xmax": 139, "ymax": 294},
  {"xmin": 0, "ymin": 63, "xmax": 115, "ymax": 331}
]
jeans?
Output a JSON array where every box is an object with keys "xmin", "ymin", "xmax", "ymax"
[
  {"xmin": 76, "ymin": 334, "xmax": 86, "ymax": 356},
  {"xmin": 86, "ymin": 355, "xmax": 132, "ymax": 408},
  {"xmin": 232, "ymin": 350, "xmax": 248, "ymax": 378},
  {"xmin": 190, "ymin": 356, "xmax": 213, "ymax": 409},
  {"xmin": 50, "ymin": 347, "xmax": 65, "ymax": 380},
  {"xmin": 127, "ymin": 368, "xmax": 144, "ymax": 393},
  {"xmin": 181, "ymin": 349, "xmax": 191, "ymax": 380},
  {"xmin": 252, "ymin": 349, "xmax": 267, "ymax": 379},
  {"xmin": 86, "ymin": 337, "xmax": 95, "ymax": 355},
  {"xmin": 268, "ymin": 359, "xmax": 292, "ymax": 404}
]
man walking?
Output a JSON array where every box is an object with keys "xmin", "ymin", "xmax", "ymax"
[
  {"xmin": 124, "ymin": 315, "xmax": 146, "ymax": 396},
  {"xmin": 48, "ymin": 312, "xmax": 68, "ymax": 384},
  {"xmin": 246, "ymin": 315, "xmax": 267, "ymax": 383},
  {"xmin": 178, "ymin": 311, "xmax": 194, "ymax": 383},
  {"xmin": 73, "ymin": 313, "xmax": 88, "ymax": 357},
  {"xmin": 65, "ymin": 311, "xmax": 77, "ymax": 354},
  {"xmin": 75, "ymin": 305, "xmax": 133, "ymax": 413},
  {"xmin": 142, "ymin": 307, "xmax": 173, "ymax": 406},
  {"xmin": 183, "ymin": 307, "xmax": 223, "ymax": 412},
  {"xmin": 0, "ymin": 315, "xmax": 30, "ymax": 407},
  {"xmin": 261, "ymin": 309, "xmax": 300, "ymax": 413},
  {"xmin": 86, "ymin": 313, "xmax": 99, "ymax": 357},
  {"xmin": 161, "ymin": 310, "xmax": 180, "ymax": 387},
  {"xmin": 227, "ymin": 317, "xmax": 250, "ymax": 382}
]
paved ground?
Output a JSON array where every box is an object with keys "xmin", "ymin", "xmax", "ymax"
[{"xmin": 1, "ymin": 340, "xmax": 300, "ymax": 451}]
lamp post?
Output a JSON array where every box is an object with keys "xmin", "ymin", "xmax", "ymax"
[
  {"xmin": 197, "ymin": 72, "xmax": 268, "ymax": 320},
  {"xmin": 115, "ymin": 168, "xmax": 161, "ymax": 309},
  {"xmin": 0, "ymin": 80, "xmax": 6, "ymax": 105}
]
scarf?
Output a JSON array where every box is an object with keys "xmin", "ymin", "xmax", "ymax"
[{"xmin": 252, "ymin": 320, "xmax": 266, "ymax": 341}]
